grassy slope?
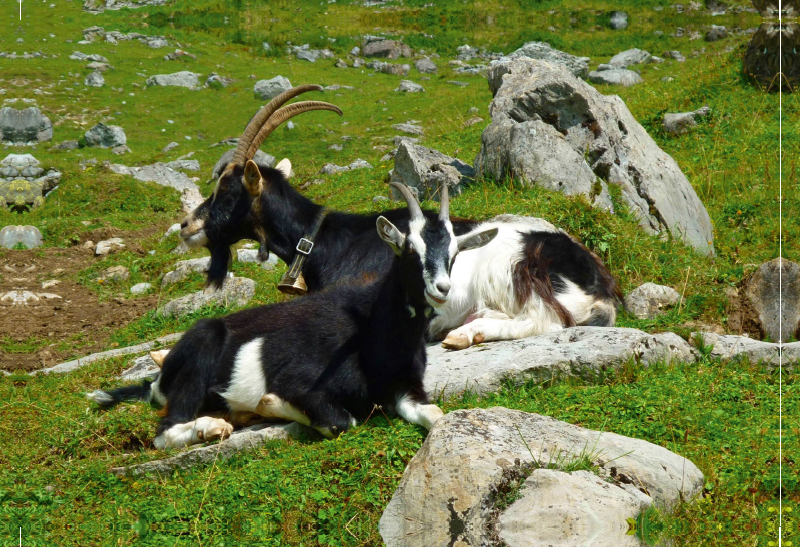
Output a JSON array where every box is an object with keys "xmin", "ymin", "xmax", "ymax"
[{"xmin": 0, "ymin": 0, "xmax": 794, "ymax": 545}]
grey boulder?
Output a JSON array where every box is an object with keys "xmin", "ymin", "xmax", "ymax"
[
  {"xmin": 84, "ymin": 71, "xmax": 105, "ymax": 87},
  {"xmin": 84, "ymin": 123, "xmax": 127, "ymax": 148},
  {"xmin": 588, "ymin": 68, "xmax": 644, "ymax": 86},
  {"xmin": 694, "ymin": 332, "xmax": 798, "ymax": 368},
  {"xmin": 663, "ymin": 106, "xmax": 711, "ymax": 134},
  {"xmin": 145, "ymin": 71, "xmax": 201, "ymax": 89},
  {"xmin": 476, "ymin": 59, "xmax": 715, "ymax": 255},
  {"xmin": 362, "ymin": 38, "xmax": 412, "ymax": 59},
  {"xmin": 130, "ymin": 282, "xmax": 152, "ymax": 295},
  {"xmin": 380, "ymin": 407, "xmax": 704, "ymax": 547},
  {"xmin": 608, "ymin": 48, "xmax": 652, "ymax": 68},
  {"xmin": 0, "ymin": 225, "xmax": 43, "ymax": 249},
  {"xmin": 389, "ymin": 142, "xmax": 474, "ymax": 201},
  {"xmin": 0, "ymin": 107, "xmax": 53, "ymax": 144},
  {"xmin": 489, "ymin": 41, "xmax": 591, "ymax": 83},
  {"xmin": 161, "ymin": 257, "xmax": 211, "ymax": 286},
  {"xmin": 624, "ymin": 282, "xmax": 681, "ymax": 319},
  {"xmin": 159, "ymin": 276, "xmax": 256, "ymax": 317},
  {"xmin": 253, "ymin": 75, "xmax": 293, "ymax": 101},
  {"xmin": 414, "ymin": 57, "xmax": 437, "ymax": 73},
  {"xmin": 706, "ymin": 25, "xmax": 728, "ymax": 41},
  {"xmin": 424, "ymin": 327, "xmax": 696, "ymax": 399},
  {"xmin": 395, "ymin": 80, "xmax": 424, "ymax": 93}
]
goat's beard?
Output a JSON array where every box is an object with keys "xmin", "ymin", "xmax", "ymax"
[{"xmin": 206, "ymin": 243, "xmax": 232, "ymax": 290}]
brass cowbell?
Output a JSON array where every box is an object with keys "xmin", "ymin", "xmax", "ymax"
[{"xmin": 277, "ymin": 271, "xmax": 308, "ymax": 295}]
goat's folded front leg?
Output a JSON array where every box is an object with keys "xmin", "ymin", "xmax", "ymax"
[{"xmin": 154, "ymin": 416, "xmax": 234, "ymax": 449}]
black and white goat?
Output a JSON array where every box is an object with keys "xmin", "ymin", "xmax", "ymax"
[
  {"xmin": 88, "ymin": 183, "xmax": 498, "ymax": 448},
  {"xmin": 181, "ymin": 84, "xmax": 621, "ymax": 350}
]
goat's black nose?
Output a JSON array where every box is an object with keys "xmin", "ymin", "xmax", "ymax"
[
  {"xmin": 436, "ymin": 281, "xmax": 451, "ymax": 296},
  {"xmin": 180, "ymin": 219, "xmax": 188, "ymax": 229}
]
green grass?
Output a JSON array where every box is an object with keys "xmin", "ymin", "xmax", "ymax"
[{"xmin": 0, "ymin": 0, "xmax": 792, "ymax": 544}]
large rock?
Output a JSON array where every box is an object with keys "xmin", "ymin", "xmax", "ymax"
[
  {"xmin": 489, "ymin": 42, "xmax": 591, "ymax": 86},
  {"xmin": 663, "ymin": 106, "xmax": 711, "ymax": 134},
  {"xmin": 253, "ymin": 76, "xmax": 292, "ymax": 101},
  {"xmin": 159, "ymin": 276, "xmax": 255, "ymax": 316},
  {"xmin": 476, "ymin": 59, "xmax": 715, "ymax": 255},
  {"xmin": 362, "ymin": 38, "xmax": 412, "ymax": 59},
  {"xmin": 84, "ymin": 123, "xmax": 126, "ymax": 148},
  {"xmin": 424, "ymin": 327, "xmax": 696, "ymax": 399},
  {"xmin": 389, "ymin": 142, "xmax": 474, "ymax": 201},
  {"xmin": 0, "ymin": 225, "xmax": 43, "ymax": 249},
  {"xmin": 0, "ymin": 107, "xmax": 53, "ymax": 144},
  {"xmin": 608, "ymin": 48, "xmax": 652, "ymax": 68},
  {"xmin": 624, "ymin": 282, "xmax": 681, "ymax": 319},
  {"xmin": 588, "ymin": 68, "xmax": 643, "ymax": 86},
  {"xmin": 728, "ymin": 258, "xmax": 800, "ymax": 343},
  {"xmin": 145, "ymin": 71, "xmax": 201, "ymax": 89},
  {"xmin": 211, "ymin": 148, "xmax": 275, "ymax": 180},
  {"xmin": 694, "ymin": 332, "xmax": 798, "ymax": 369},
  {"xmin": 379, "ymin": 407, "xmax": 704, "ymax": 547}
]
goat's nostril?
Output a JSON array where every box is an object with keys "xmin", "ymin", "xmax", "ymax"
[{"xmin": 436, "ymin": 282, "xmax": 451, "ymax": 296}]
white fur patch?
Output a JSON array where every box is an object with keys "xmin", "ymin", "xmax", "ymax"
[
  {"xmin": 86, "ymin": 390, "xmax": 113, "ymax": 405},
  {"xmin": 150, "ymin": 376, "xmax": 166, "ymax": 406},
  {"xmin": 220, "ymin": 339, "xmax": 267, "ymax": 412},
  {"xmin": 395, "ymin": 394, "xmax": 444, "ymax": 430}
]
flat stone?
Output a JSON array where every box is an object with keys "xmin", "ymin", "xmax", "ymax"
[
  {"xmin": 379, "ymin": 407, "xmax": 704, "ymax": 546},
  {"xmin": 50, "ymin": 140, "xmax": 79, "ymax": 151},
  {"xmin": 253, "ymin": 75, "xmax": 292, "ymax": 101},
  {"xmin": 414, "ymin": 57, "xmax": 437, "ymax": 73},
  {"xmin": 109, "ymin": 162, "xmax": 197, "ymax": 193},
  {"xmin": 95, "ymin": 238, "xmax": 125, "ymax": 256},
  {"xmin": 608, "ymin": 48, "xmax": 652, "ymax": 68},
  {"xmin": 161, "ymin": 257, "xmax": 211, "ymax": 286},
  {"xmin": 389, "ymin": 142, "xmax": 474, "ymax": 201},
  {"xmin": 84, "ymin": 71, "xmax": 105, "ymax": 87},
  {"xmin": 117, "ymin": 354, "xmax": 160, "ymax": 381},
  {"xmin": 693, "ymin": 332, "xmax": 798, "ymax": 368},
  {"xmin": 424, "ymin": 327, "xmax": 696, "ymax": 399},
  {"xmin": 96, "ymin": 265, "xmax": 130, "ymax": 282},
  {"xmin": 624, "ymin": 282, "xmax": 681, "ymax": 319},
  {"xmin": 395, "ymin": 80, "xmax": 424, "ymax": 92},
  {"xmin": 663, "ymin": 106, "xmax": 711, "ymax": 134},
  {"xmin": 391, "ymin": 123, "xmax": 424, "ymax": 136},
  {"xmin": 588, "ymin": 68, "xmax": 643, "ymax": 86},
  {"xmin": 162, "ymin": 141, "xmax": 179, "ymax": 153},
  {"xmin": 130, "ymin": 282, "xmax": 152, "ymax": 295},
  {"xmin": 145, "ymin": 71, "xmax": 201, "ymax": 89},
  {"xmin": 159, "ymin": 276, "xmax": 256, "ymax": 317}
]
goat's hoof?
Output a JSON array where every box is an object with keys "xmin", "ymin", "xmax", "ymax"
[
  {"xmin": 442, "ymin": 333, "xmax": 471, "ymax": 350},
  {"xmin": 150, "ymin": 349, "xmax": 170, "ymax": 367},
  {"xmin": 473, "ymin": 332, "xmax": 485, "ymax": 344},
  {"xmin": 197, "ymin": 417, "xmax": 233, "ymax": 442}
]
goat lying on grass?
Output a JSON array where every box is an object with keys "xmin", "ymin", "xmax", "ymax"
[
  {"xmin": 181, "ymin": 84, "xmax": 622, "ymax": 350},
  {"xmin": 88, "ymin": 182, "xmax": 498, "ymax": 448}
]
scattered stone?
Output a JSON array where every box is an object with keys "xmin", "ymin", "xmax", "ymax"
[
  {"xmin": 159, "ymin": 276, "xmax": 256, "ymax": 316},
  {"xmin": 477, "ymin": 59, "xmax": 715, "ymax": 254},
  {"xmin": 350, "ymin": 46, "xmax": 360, "ymax": 56},
  {"xmin": 50, "ymin": 140, "xmax": 80, "ymax": 151},
  {"xmin": 706, "ymin": 25, "xmax": 728, "ymax": 41},
  {"xmin": 164, "ymin": 49, "xmax": 197, "ymax": 61},
  {"xmin": 588, "ymin": 68, "xmax": 643, "ymax": 86},
  {"xmin": 414, "ymin": 57, "xmax": 437, "ymax": 73},
  {"xmin": 212, "ymin": 148, "xmax": 275, "ymax": 180},
  {"xmin": 728, "ymin": 258, "xmax": 800, "ymax": 343},
  {"xmin": 165, "ymin": 159, "xmax": 200, "ymax": 172},
  {"xmin": 319, "ymin": 159, "xmax": 373, "ymax": 175},
  {"xmin": 253, "ymin": 75, "xmax": 293, "ymax": 101},
  {"xmin": 110, "ymin": 423, "xmax": 306, "ymax": 476},
  {"xmin": 608, "ymin": 48, "xmax": 652, "ymax": 68},
  {"xmin": 0, "ymin": 107, "xmax": 53, "ymax": 144},
  {"xmin": 391, "ymin": 123, "xmax": 424, "ymax": 136},
  {"xmin": 463, "ymin": 116, "xmax": 483, "ymax": 127},
  {"xmin": 663, "ymin": 106, "xmax": 711, "ymax": 134},
  {"xmin": 111, "ymin": 145, "xmax": 131, "ymax": 155},
  {"xmin": 395, "ymin": 80, "xmax": 424, "ymax": 93},
  {"xmin": 237, "ymin": 248, "xmax": 278, "ymax": 270},
  {"xmin": 289, "ymin": 45, "xmax": 334, "ymax": 63},
  {"xmin": 609, "ymin": 10, "xmax": 629, "ymax": 30},
  {"xmin": 146, "ymin": 72, "xmax": 201, "ymax": 89},
  {"xmin": 130, "ymin": 282, "xmax": 152, "ymax": 295},
  {"xmin": 694, "ymin": 332, "xmax": 798, "ymax": 368},
  {"xmin": 0, "ymin": 225, "xmax": 43, "ymax": 249},
  {"xmin": 96, "ymin": 265, "xmax": 130, "ymax": 283},
  {"xmin": 490, "ymin": 42, "xmax": 591, "ymax": 81},
  {"xmin": 380, "ymin": 407, "xmax": 704, "ymax": 546},
  {"xmin": 447, "ymin": 80, "xmax": 469, "ymax": 87},
  {"xmin": 389, "ymin": 142, "xmax": 474, "ymax": 201},
  {"xmin": 118, "ymin": 354, "xmax": 159, "ymax": 381},
  {"xmin": 161, "ymin": 257, "xmax": 211, "ymax": 286},
  {"xmin": 84, "ymin": 71, "xmax": 105, "ymax": 87},
  {"xmin": 663, "ymin": 50, "xmax": 687, "ymax": 62},
  {"xmin": 162, "ymin": 141, "xmax": 179, "ymax": 153},
  {"xmin": 95, "ymin": 238, "xmax": 125, "ymax": 256},
  {"xmin": 424, "ymin": 327, "xmax": 696, "ymax": 398},
  {"xmin": 362, "ymin": 38, "xmax": 412, "ymax": 59},
  {"xmin": 335, "ymin": 58, "xmax": 348, "ymax": 68},
  {"xmin": 377, "ymin": 62, "xmax": 410, "ymax": 76},
  {"xmin": 624, "ymin": 283, "xmax": 681, "ymax": 319},
  {"xmin": 205, "ymin": 73, "xmax": 232, "ymax": 89},
  {"xmin": 84, "ymin": 123, "xmax": 126, "ymax": 148},
  {"xmin": 148, "ymin": 37, "xmax": 169, "ymax": 49},
  {"xmin": 662, "ymin": 76, "xmax": 675, "ymax": 82},
  {"xmin": 109, "ymin": 162, "xmax": 198, "ymax": 210}
]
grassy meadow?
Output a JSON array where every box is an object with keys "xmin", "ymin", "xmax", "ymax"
[{"xmin": 0, "ymin": 0, "xmax": 794, "ymax": 545}]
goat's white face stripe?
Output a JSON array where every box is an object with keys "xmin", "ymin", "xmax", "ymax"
[
  {"xmin": 220, "ymin": 338, "xmax": 267, "ymax": 412},
  {"xmin": 407, "ymin": 216, "xmax": 458, "ymax": 304}
]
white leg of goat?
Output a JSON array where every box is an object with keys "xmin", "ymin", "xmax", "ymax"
[
  {"xmin": 442, "ymin": 314, "xmax": 562, "ymax": 350},
  {"xmin": 395, "ymin": 395, "xmax": 444, "ymax": 430},
  {"xmin": 154, "ymin": 416, "xmax": 234, "ymax": 449}
]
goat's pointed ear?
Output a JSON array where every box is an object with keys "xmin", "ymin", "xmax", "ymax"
[
  {"xmin": 377, "ymin": 216, "xmax": 405, "ymax": 256},
  {"xmin": 275, "ymin": 158, "xmax": 292, "ymax": 179},
  {"xmin": 243, "ymin": 160, "xmax": 263, "ymax": 196},
  {"xmin": 457, "ymin": 227, "xmax": 498, "ymax": 252}
]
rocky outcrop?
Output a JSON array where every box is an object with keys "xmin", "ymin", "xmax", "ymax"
[
  {"xmin": 476, "ymin": 58, "xmax": 715, "ymax": 255},
  {"xmin": 424, "ymin": 327, "xmax": 696, "ymax": 399},
  {"xmin": 389, "ymin": 142, "xmax": 474, "ymax": 201},
  {"xmin": 380, "ymin": 407, "xmax": 704, "ymax": 547},
  {"xmin": 489, "ymin": 42, "xmax": 590, "ymax": 83},
  {"xmin": 0, "ymin": 107, "xmax": 53, "ymax": 144}
]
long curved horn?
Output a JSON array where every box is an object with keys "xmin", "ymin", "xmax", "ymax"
[
  {"xmin": 245, "ymin": 101, "xmax": 343, "ymax": 160},
  {"xmin": 390, "ymin": 181, "xmax": 424, "ymax": 223},
  {"xmin": 229, "ymin": 84, "xmax": 323, "ymax": 167},
  {"xmin": 438, "ymin": 183, "xmax": 449, "ymax": 221}
]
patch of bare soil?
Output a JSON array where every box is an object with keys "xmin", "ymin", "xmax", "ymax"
[{"xmin": 0, "ymin": 242, "xmax": 160, "ymax": 372}]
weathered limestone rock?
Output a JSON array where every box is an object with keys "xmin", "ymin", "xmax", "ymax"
[
  {"xmin": 608, "ymin": 48, "xmax": 652, "ymax": 68},
  {"xmin": 117, "ymin": 354, "xmax": 160, "ymax": 381},
  {"xmin": 145, "ymin": 71, "xmax": 201, "ymax": 89},
  {"xmin": 96, "ymin": 265, "xmax": 130, "ymax": 282},
  {"xmin": 0, "ymin": 225, "xmax": 43, "ymax": 249},
  {"xmin": 253, "ymin": 75, "xmax": 292, "ymax": 101},
  {"xmin": 705, "ymin": 25, "xmax": 728, "ymax": 41},
  {"xmin": 624, "ymin": 282, "xmax": 681, "ymax": 319},
  {"xmin": 588, "ymin": 68, "xmax": 643, "ymax": 86},
  {"xmin": 85, "ymin": 123, "xmax": 126, "ymax": 148},
  {"xmin": 110, "ymin": 422, "xmax": 306, "ymax": 476},
  {"xmin": 319, "ymin": 159, "xmax": 373, "ymax": 175},
  {"xmin": 694, "ymin": 332, "xmax": 799, "ymax": 368},
  {"xmin": 389, "ymin": 142, "xmax": 474, "ymax": 201},
  {"xmin": 395, "ymin": 80, "xmax": 423, "ymax": 92},
  {"xmin": 362, "ymin": 38, "xmax": 412, "ymax": 59},
  {"xmin": 379, "ymin": 407, "xmax": 704, "ymax": 547},
  {"xmin": 490, "ymin": 42, "xmax": 590, "ymax": 82},
  {"xmin": 130, "ymin": 282, "xmax": 152, "ymax": 295},
  {"xmin": 109, "ymin": 162, "xmax": 197, "ymax": 193},
  {"xmin": 424, "ymin": 327, "xmax": 696, "ymax": 399},
  {"xmin": 84, "ymin": 71, "xmax": 105, "ymax": 87},
  {"xmin": 95, "ymin": 237, "xmax": 125, "ymax": 256},
  {"xmin": 663, "ymin": 106, "xmax": 711, "ymax": 134},
  {"xmin": 415, "ymin": 57, "xmax": 437, "ymax": 73},
  {"xmin": 476, "ymin": 59, "xmax": 715, "ymax": 255},
  {"xmin": 0, "ymin": 107, "xmax": 53, "ymax": 144},
  {"xmin": 728, "ymin": 258, "xmax": 800, "ymax": 343},
  {"xmin": 161, "ymin": 257, "xmax": 211, "ymax": 286},
  {"xmin": 159, "ymin": 276, "xmax": 255, "ymax": 316}
]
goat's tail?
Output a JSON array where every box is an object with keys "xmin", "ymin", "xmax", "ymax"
[{"xmin": 86, "ymin": 374, "xmax": 161, "ymax": 409}]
